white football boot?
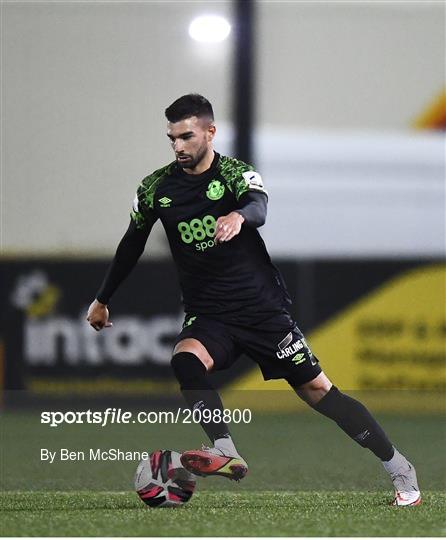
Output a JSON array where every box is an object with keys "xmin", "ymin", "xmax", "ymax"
[{"xmin": 384, "ymin": 451, "xmax": 421, "ymax": 506}]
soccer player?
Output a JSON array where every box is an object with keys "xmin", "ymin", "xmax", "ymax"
[{"xmin": 87, "ymin": 94, "xmax": 421, "ymax": 506}]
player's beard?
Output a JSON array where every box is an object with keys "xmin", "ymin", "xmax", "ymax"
[{"xmin": 177, "ymin": 144, "xmax": 208, "ymax": 171}]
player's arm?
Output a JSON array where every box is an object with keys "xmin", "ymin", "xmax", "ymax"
[
  {"xmin": 235, "ymin": 191, "xmax": 267, "ymax": 227},
  {"xmin": 215, "ymin": 192, "xmax": 267, "ymax": 243},
  {"xmin": 87, "ymin": 206, "xmax": 157, "ymax": 331}
]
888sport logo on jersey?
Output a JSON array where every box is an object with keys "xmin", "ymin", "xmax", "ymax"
[{"xmin": 177, "ymin": 215, "xmax": 217, "ymax": 252}]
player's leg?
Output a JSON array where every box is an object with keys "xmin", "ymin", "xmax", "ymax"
[
  {"xmin": 289, "ymin": 371, "xmax": 421, "ymax": 506},
  {"xmin": 171, "ymin": 320, "xmax": 248, "ymax": 480},
  {"xmin": 172, "ymin": 338, "xmax": 232, "ymax": 448},
  {"xmin": 242, "ymin": 312, "xmax": 420, "ymax": 506},
  {"xmin": 292, "ymin": 372, "xmax": 395, "ymax": 459}
]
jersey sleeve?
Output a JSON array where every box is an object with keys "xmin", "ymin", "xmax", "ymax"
[
  {"xmin": 130, "ymin": 180, "xmax": 158, "ymax": 230},
  {"xmin": 236, "ymin": 170, "xmax": 268, "ymax": 200},
  {"xmin": 96, "ymin": 219, "xmax": 152, "ymax": 304},
  {"xmin": 236, "ymin": 191, "xmax": 267, "ymax": 228},
  {"xmin": 219, "ymin": 156, "xmax": 268, "ymax": 201},
  {"xmin": 130, "ymin": 163, "xmax": 174, "ymax": 228}
]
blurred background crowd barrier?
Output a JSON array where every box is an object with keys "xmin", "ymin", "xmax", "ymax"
[{"xmin": 1, "ymin": 0, "xmax": 445, "ymax": 411}]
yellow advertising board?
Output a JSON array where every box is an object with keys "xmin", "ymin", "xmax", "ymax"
[{"xmin": 224, "ymin": 265, "xmax": 446, "ymax": 412}]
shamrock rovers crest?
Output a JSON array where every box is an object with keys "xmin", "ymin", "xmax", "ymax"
[{"xmin": 206, "ymin": 180, "xmax": 225, "ymax": 200}]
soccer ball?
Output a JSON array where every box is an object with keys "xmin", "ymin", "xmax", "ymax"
[{"xmin": 134, "ymin": 450, "xmax": 197, "ymax": 508}]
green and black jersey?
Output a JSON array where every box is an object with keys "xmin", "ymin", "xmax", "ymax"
[{"xmin": 129, "ymin": 153, "xmax": 291, "ymax": 323}]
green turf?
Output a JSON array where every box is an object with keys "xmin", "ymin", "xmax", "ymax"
[
  {"xmin": 1, "ymin": 410, "xmax": 445, "ymax": 491},
  {"xmin": 1, "ymin": 490, "xmax": 445, "ymax": 537},
  {"xmin": 1, "ymin": 409, "xmax": 445, "ymax": 535}
]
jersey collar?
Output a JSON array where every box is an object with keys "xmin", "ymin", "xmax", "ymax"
[{"xmin": 175, "ymin": 152, "xmax": 220, "ymax": 180}]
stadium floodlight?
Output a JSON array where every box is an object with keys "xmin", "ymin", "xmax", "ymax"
[{"xmin": 188, "ymin": 15, "xmax": 231, "ymax": 43}]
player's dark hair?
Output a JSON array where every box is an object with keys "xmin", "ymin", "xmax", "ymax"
[{"xmin": 165, "ymin": 94, "xmax": 214, "ymax": 123}]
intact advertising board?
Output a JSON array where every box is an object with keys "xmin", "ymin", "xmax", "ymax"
[{"xmin": 1, "ymin": 259, "xmax": 444, "ymax": 407}]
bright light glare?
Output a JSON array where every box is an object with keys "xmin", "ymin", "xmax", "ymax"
[{"xmin": 188, "ymin": 15, "xmax": 231, "ymax": 43}]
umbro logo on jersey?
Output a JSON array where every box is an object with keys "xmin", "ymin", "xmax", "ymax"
[{"xmin": 159, "ymin": 196, "xmax": 172, "ymax": 207}]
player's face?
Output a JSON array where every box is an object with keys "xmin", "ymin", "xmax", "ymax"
[{"xmin": 167, "ymin": 116, "xmax": 215, "ymax": 171}]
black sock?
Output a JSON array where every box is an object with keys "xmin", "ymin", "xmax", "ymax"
[
  {"xmin": 311, "ymin": 386, "xmax": 394, "ymax": 461},
  {"xmin": 171, "ymin": 352, "xmax": 230, "ymax": 443}
]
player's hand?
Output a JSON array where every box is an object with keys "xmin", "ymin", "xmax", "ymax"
[
  {"xmin": 214, "ymin": 211, "xmax": 245, "ymax": 244},
  {"xmin": 86, "ymin": 299, "xmax": 113, "ymax": 331}
]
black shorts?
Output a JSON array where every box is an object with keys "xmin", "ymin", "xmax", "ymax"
[{"xmin": 174, "ymin": 311, "xmax": 322, "ymax": 387}]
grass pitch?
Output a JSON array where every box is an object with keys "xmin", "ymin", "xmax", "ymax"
[
  {"xmin": 1, "ymin": 490, "xmax": 445, "ymax": 537},
  {"xmin": 1, "ymin": 408, "xmax": 445, "ymax": 536}
]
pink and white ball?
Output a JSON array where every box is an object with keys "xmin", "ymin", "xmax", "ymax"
[{"xmin": 134, "ymin": 450, "xmax": 197, "ymax": 508}]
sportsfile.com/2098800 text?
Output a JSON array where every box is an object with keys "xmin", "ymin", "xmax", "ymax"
[{"xmin": 40, "ymin": 408, "xmax": 252, "ymax": 428}]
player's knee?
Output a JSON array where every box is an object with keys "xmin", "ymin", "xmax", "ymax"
[
  {"xmin": 173, "ymin": 338, "xmax": 214, "ymax": 371},
  {"xmin": 171, "ymin": 352, "xmax": 208, "ymax": 389},
  {"xmin": 294, "ymin": 372, "xmax": 333, "ymax": 406},
  {"xmin": 308, "ymin": 374, "xmax": 332, "ymax": 393}
]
